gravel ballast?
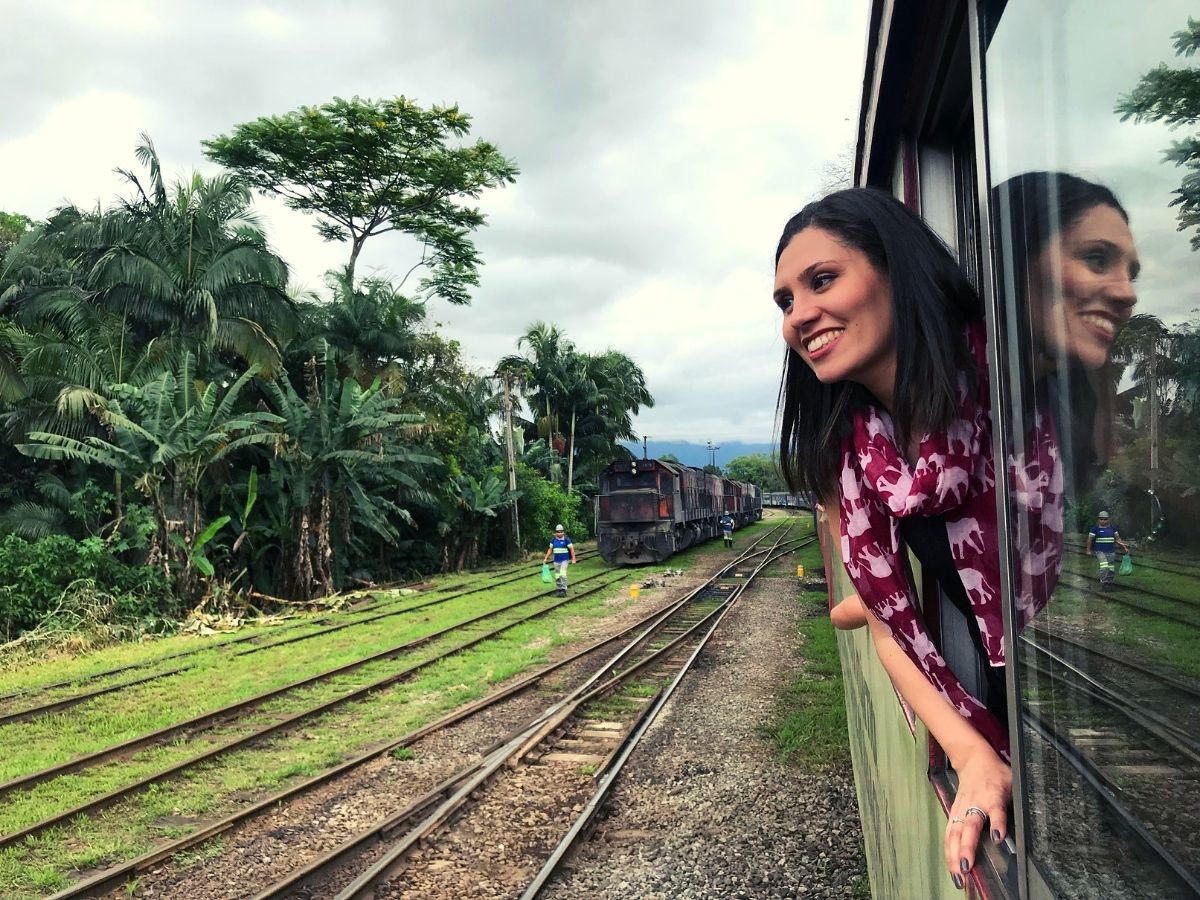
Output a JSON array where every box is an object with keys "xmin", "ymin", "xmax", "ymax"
[{"xmin": 542, "ymin": 567, "xmax": 867, "ymax": 899}]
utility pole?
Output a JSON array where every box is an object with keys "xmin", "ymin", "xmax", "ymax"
[
  {"xmin": 706, "ymin": 440, "xmax": 721, "ymax": 470},
  {"xmin": 642, "ymin": 435, "xmax": 650, "ymax": 459},
  {"xmin": 1149, "ymin": 338, "xmax": 1160, "ymax": 533},
  {"xmin": 501, "ymin": 371, "xmax": 521, "ymax": 557}
]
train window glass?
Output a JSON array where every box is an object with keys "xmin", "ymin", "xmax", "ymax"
[
  {"xmin": 986, "ymin": 2, "xmax": 1200, "ymax": 895},
  {"xmin": 611, "ymin": 472, "xmax": 658, "ymax": 490}
]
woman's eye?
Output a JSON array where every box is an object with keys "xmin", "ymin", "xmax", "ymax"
[
  {"xmin": 812, "ymin": 272, "xmax": 836, "ymax": 290},
  {"xmin": 775, "ymin": 294, "xmax": 793, "ymax": 313},
  {"xmin": 1081, "ymin": 250, "xmax": 1109, "ymax": 271}
]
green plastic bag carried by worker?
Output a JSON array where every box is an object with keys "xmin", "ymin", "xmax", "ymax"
[
  {"xmin": 541, "ymin": 563, "xmax": 553, "ymax": 583},
  {"xmin": 1119, "ymin": 554, "xmax": 1134, "ymax": 576}
]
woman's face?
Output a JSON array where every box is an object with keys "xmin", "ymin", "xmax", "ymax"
[
  {"xmin": 1029, "ymin": 204, "xmax": 1139, "ymax": 370},
  {"xmin": 774, "ymin": 226, "xmax": 897, "ymax": 403}
]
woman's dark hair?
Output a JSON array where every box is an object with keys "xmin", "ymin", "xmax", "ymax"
[
  {"xmin": 991, "ymin": 171, "xmax": 1128, "ymax": 311},
  {"xmin": 991, "ymin": 171, "xmax": 1130, "ymax": 489},
  {"xmin": 775, "ymin": 187, "xmax": 983, "ymax": 499}
]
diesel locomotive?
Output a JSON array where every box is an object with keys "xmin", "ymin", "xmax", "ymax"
[{"xmin": 596, "ymin": 458, "xmax": 762, "ymax": 564}]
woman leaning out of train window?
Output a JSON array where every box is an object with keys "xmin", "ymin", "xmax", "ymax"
[{"xmin": 773, "ymin": 187, "xmax": 1042, "ymax": 889}]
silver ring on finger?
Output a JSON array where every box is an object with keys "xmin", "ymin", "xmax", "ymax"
[{"xmin": 965, "ymin": 807, "xmax": 988, "ymax": 821}]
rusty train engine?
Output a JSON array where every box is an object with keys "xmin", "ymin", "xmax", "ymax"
[{"xmin": 596, "ymin": 458, "xmax": 763, "ymax": 565}]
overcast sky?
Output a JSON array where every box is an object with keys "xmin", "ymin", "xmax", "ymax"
[{"xmin": 0, "ymin": 0, "xmax": 870, "ymax": 444}]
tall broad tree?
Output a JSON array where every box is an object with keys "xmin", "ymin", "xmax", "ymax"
[
  {"xmin": 204, "ymin": 96, "xmax": 518, "ymax": 295},
  {"xmin": 1117, "ymin": 17, "xmax": 1200, "ymax": 249}
]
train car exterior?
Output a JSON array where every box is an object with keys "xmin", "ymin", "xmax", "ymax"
[
  {"xmin": 763, "ymin": 491, "xmax": 814, "ymax": 510},
  {"xmin": 839, "ymin": 2, "xmax": 1199, "ymax": 898},
  {"xmin": 596, "ymin": 459, "xmax": 761, "ymax": 564}
]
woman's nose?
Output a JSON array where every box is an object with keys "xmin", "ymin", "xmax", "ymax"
[
  {"xmin": 1108, "ymin": 271, "xmax": 1138, "ymax": 308},
  {"xmin": 785, "ymin": 295, "xmax": 821, "ymax": 332}
]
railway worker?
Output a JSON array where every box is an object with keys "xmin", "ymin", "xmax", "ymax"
[
  {"xmin": 719, "ymin": 512, "xmax": 734, "ymax": 548},
  {"xmin": 774, "ymin": 187, "xmax": 1040, "ymax": 889},
  {"xmin": 1085, "ymin": 510, "xmax": 1128, "ymax": 590},
  {"xmin": 543, "ymin": 524, "xmax": 576, "ymax": 597}
]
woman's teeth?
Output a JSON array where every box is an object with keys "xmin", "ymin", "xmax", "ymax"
[
  {"xmin": 1080, "ymin": 313, "xmax": 1116, "ymax": 338},
  {"xmin": 806, "ymin": 329, "xmax": 844, "ymax": 352}
]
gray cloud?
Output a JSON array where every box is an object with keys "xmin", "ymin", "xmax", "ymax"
[{"xmin": 1, "ymin": 0, "xmax": 869, "ymax": 443}]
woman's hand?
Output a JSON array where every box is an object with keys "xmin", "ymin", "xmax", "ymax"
[
  {"xmin": 830, "ymin": 593, "xmax": 867, "ymax": 630},
  {"xmin": 943, "ymin": 743, "xmax": 1011, "ymax": 889}
]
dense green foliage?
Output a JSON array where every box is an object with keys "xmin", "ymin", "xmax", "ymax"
[
  {"xmin": 203, "ymin": 96, "xmax": 519, "ymax": 291},
  {"xmin": 0, "ymin": 534, "xmax": 172, "ymax": 639},
  {"xmin": 724, "ymin": 452, "xmax": 787, "ymax": 492},
  {"xmin": 0, "ymin": 97, "xmax": 653, "ymax": 642},
  {"xmin": 1117, "ymin": 16, "xmax": 1200, "ymax": 249}
]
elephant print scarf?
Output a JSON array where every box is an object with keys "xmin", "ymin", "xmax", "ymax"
[{"xmin": 838, "ymin": 321, "xmax": 1062, "ymax": 757}]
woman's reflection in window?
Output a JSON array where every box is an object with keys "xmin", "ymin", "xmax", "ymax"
[{"xmin": 992, "ymin": 172, "xmax": 1140, "ymax": 491}]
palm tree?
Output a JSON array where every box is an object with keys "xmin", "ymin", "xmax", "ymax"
[
  {"xmin": 8, "ymin": 135, "xmax": 297, "ymax": 379},
  {"xmin": 292, "ymin": 267, "xmax": 428, "ymax": 386},
  {"xmin": 256, "ymin": 347, "xmax": 438, "ymax": 599},
  {"xmin": 559, "ymin": 351, "xmax": 600, "ymax": 494},
  {"xmin": 15, "ymin": 353, "xmax": 282, "ymax": 597}
]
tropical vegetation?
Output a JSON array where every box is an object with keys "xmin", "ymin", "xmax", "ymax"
[{"xmin": 0, "ymin": 96, "xmax": 654, "ymax": 643}]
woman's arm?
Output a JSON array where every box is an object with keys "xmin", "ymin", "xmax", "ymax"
[
  {"xmin": 819, "ymin": 501, "xmax": 868, "ymax": 630},
  {"xmin": 863, "ymin": 607, "xmax": 1010, "ymax": 884}
]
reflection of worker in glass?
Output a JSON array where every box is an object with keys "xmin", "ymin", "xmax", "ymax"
[
  {"xmin": 773, "ymin": 188, "xmax": 1037, "ymax": 888},
  {"xmin": 992, "ymin": 172, "xmax": 1140, "ymax": 488},
  {"xmin": 1086, "ymin": 510, "xmax": 1129, "ymax": 590}
]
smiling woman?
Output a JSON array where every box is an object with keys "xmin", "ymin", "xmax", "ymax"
[{"xmin": 772, "ymin": 187, "xmax": 1040, "ymax": 886}]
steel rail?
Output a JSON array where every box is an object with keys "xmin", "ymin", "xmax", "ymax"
[
  {"xmin": 0, "ymin": 557, "xmax": 582, "ymax": 722},
  {"xmin": 1021, "ymin": 643, "xmax": 1200, "ymax": 764},
  {"xmin": 1054, "ymin": 577, "xmax": 1200, "ymax": 630},
  {"xmin": 44, "ymin": 572, "xmax": 685, "ymax": 900},
  {"xmin": 1023, "ymin": 708, "xmax": 1200, "ymax": 895},
  {"xmin": 328, "ymin": 589, "xmax": 740, "ymax": 899},
  {"xmin": 1055, "ymin": 559, "xmax": 1200, "ymax": 612},
  {"xmin": 1061, "ymin": 537, "xmax": 1200, "ymax": 580},
  {"xmin": 0, "ymin": 566, "xmax": 616, "ymax": 798},
  {"xmin": 521, "ymin": 533, "xmax": 798, "ymax": 898},
  {"xmin": 258, "ymin": 529, "xmax": 803, "ymax": 900},
  {"xmin": 0, "ymin": 573, "xmax": 629, "ymax": 850},
  {"xmin": 1023, "ymin": 624, "xmax": 1200, "ymax": 701},
  {"xmin": 0, "ymin": 553, "xmax": 591, "ymax": 708}
]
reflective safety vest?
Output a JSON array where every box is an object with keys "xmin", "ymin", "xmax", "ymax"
[{"xmin": 549, "ymin": 535, "xmax": 573, "ymax": 560}]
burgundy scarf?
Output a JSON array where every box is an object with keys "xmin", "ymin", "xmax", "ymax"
[{"xmin": 838, "ymin": 321, "xmax": 1062, "ymax": 757}]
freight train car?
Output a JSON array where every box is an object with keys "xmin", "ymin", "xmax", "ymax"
[{"xmin": 596, "ymin": 458, "xmax": 761, "ymax": 564}]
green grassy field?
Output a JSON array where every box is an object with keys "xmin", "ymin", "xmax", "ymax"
[{"xmin": 0, "ymin": 520, "xmax": 785, "ymax": 897}]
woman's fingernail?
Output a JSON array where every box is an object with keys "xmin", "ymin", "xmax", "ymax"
[
  {"xmin": 992, "ymin": 829, "xmax": 1002, "ymax": 843},
  {"xmin": 960, "ymin": 857, "xmax": 970, "ymax": 873},
  {"xmin": 952, "ymin": 873, "xmax": 964, "ymax": 889}
]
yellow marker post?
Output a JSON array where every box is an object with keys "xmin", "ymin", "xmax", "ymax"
[
  {"xmin": 629, "ymin": 584, "xmax": 641, "ymax": 599},
  {"xmin": 796, "ymin": 564, "xmax": 806, "ymax": 578}
]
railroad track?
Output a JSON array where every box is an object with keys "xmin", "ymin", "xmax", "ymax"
[
  {"xmin": 50, "ymin": 526, "xmax": 808, "ymax": 899},
  {"xmin": 1055, "ymin": 559, "xmax": 1200, "ymax": 614},
  {"xmin": 1051, "ymin": 574, "xmax": 1200, "ymax": 630},
  {"xmin": 0, "ymin": 552, "xmax": 599, "ymax": 715},
  {"xmin": 0, "ymin": 556, "xmax": 590, "ymax": 720},
  {"xmin": 1062, "ymin": 536, "xmax": 1200, "ymax": 581},
  {"xmin": 248, "ymin": 530, "xmax": 805, "ymax": 900},
  {"xmin": 1019, "ymin": 626, "xmax": 1200, "ymax": 894},
  {"xmin": 0, "ymin": 567, "xmax": 630, "ymax": 852}
]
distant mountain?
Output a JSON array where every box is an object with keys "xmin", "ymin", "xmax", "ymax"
[{"xmin": 620, "ymin": 439, "xmax": 774, "ymax": 470}]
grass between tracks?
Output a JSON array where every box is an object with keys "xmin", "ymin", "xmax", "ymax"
[
  {"xmin": 0, "ymin": 527, "xmax": 780, "ymax": 898},
  {"xmin": 1036, "ymin": 577, "xmax": 1200, "ymax": 682},
  {"xmin": 767, "ymin": 530, "xmax": 852, "ymax": 771}
]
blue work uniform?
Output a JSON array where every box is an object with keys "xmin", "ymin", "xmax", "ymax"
[
  {"xmin": 549, "ymin": 534, "xmax": 573, "ymax": 592},
  {"xmin": 1088, "ymin": 524, "xmax": 1119, "ymax": 585}
]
